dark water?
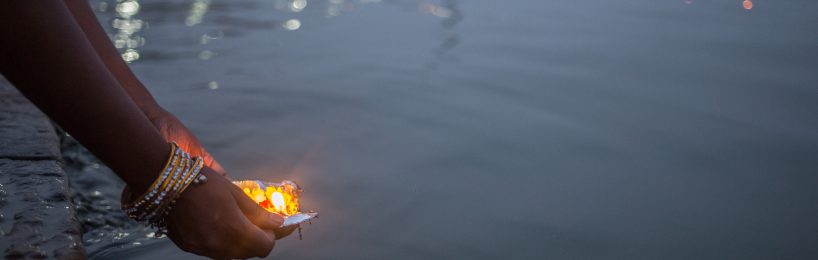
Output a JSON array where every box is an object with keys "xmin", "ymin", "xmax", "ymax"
[{"xmin": 77, "ymin": 0, "xmax": 818, "ymax": 258}]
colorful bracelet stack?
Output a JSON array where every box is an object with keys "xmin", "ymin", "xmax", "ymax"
[{"xmin": 121, "ymin": 142, "xmax": 208, "ymax": 236}]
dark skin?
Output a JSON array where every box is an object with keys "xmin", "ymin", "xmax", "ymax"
[
  {"xmin": 0, "ymin": 1, "xmax": 293, "ymax": 258},
  {"xmin": 62, "ymin": 0, "xmax": 227, "ymax": 176}
]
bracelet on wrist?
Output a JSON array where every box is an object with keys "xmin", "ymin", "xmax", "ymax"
[{"xmin": 121, "ymin": 142, "xmax": 209, "ymax": 236}]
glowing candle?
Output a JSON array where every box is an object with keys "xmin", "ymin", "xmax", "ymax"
[{"xmin": 233, "ymin": 180, "xmax": 317, "ymax": 227}]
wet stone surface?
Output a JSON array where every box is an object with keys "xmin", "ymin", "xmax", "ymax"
[
  {"xmin": 0, "ymin": 84, "xmax": 60, "ymax": 160},
  {"xmin": 0, "ymin": 77, "xmax": 85, "ymax": 259},
  {"xmin": 60, "ymin": 134, "xmax": 161, "ymax": 258}
]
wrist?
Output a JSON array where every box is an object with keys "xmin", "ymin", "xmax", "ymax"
[
  {"xmin": 121, "ymin": 143, "xmax": 209, "ymax": 234},
  {"xmin": 127, "ymin": 141, "xmax": 173, "ymax": 194}
]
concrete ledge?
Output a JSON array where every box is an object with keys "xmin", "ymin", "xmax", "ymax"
[{"xmin": 0, "ymin": 76, "xmax": 85, "ymax": 259}]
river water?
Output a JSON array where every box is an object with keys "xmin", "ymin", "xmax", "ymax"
[{"xmin": 74, "ymin": 0, "xmax": 818, "ymax": 259}]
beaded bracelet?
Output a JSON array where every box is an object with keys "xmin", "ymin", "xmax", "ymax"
[
  {"xmin": 150, "ymin": 156, "xmax": 205, "ymax": 225},
  {"xmin": 141, "ymin": 154, "xmax": 189, "ymax": 221},
  {"xmin": 123, "ymin": 143, "xmax": 182, "ymax": 218},
  {"xmin": 121, "ymin": 142, "xmax": 208, "ymax": 235}
]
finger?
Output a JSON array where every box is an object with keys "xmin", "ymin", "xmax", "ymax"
[
  {"xmin": 263, "ymin": 229, "xmax": 278, "ymax": 244},
  {"xmin": 206, "ymin": 155, "xmax": 228, "ymax": 177},
  {"xmin": 232, "ymin": 187, "xmax": 285, "ymax": 229},
  {"xmin": 235, "ymin": 219, "xmax": 276, "ymax": 259},
  {"xmin": 214, "ymin": 197, "xmax": 275, "ymax": 259},
  {"xmin": 274, "ymin": 225, "xmax": 298, "ymax": 240}
]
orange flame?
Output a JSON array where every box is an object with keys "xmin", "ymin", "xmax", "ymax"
[{"xmin": 235, "ymin": 180, "xmax": 301, "ymax": 216}]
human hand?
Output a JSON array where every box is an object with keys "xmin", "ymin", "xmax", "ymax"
[
  {"xmin": 145, "ymin": 107, "xmax": 227, "ymax": 176},
  {"xmin": 274, "ymin": 224, "xmax": 298, "ymax": 240},
  {"xmin": 161, "ymin": 167, "xmax": 286, "ymax": 259}
]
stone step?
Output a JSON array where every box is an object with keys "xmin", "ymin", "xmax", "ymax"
[{"xmin": 0, "ymin": 76, "xmax": 85, "ymax": 259}]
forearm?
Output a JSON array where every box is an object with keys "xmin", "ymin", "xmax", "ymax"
[
  {"xmin": 0, "ymin": 1, "xmax": 168, "ymax": 192},
  {"xmin": 64, "ymin": 0, "xmax": 162, "ymax": 116}
]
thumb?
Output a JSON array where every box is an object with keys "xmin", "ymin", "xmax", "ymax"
[
  {"xmin": 232, "ymin": 187, "xmax": 285, "ymax": 229},
  {"xmin": 202, "ymin": 151, "xmax": 228, "ymax": 177}
]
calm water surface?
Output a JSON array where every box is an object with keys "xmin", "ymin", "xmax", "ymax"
[{"xmin": 79, "ymin": 0, "xmax": 818, "ymax": 258}]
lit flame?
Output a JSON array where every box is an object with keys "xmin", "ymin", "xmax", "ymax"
[
  {"xmin": 235, "ymin": 180, "xmax": 301, "ymax": 216},
  {"xmin": 271, "ymin": 191, "xmax": 286, "ymax": 213}
]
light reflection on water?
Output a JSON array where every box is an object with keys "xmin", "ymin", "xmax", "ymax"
[
  {"xmin": 107, "ymin": 0, "xmax": 145, "ymax": 62},
  {"xmin": 80, "ymin": 0, "xmax": 818, "ymax": 259},
  {"xmin": 185, "ymin": 0, "xmax": 210, "ymax": 26}
]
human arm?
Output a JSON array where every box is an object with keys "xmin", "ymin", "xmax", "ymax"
[
  {"xmin": 63, "ymin": 0, "xmax": 226, "ymax": 175},
  {"xmin": 0, "ymin": 1, "xmax": 281, "ymax": 258}
]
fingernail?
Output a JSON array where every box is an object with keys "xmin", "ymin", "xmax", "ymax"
[{"xmin": 272, "ymin": 214, "xmax": 284, "ymax": 226}]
